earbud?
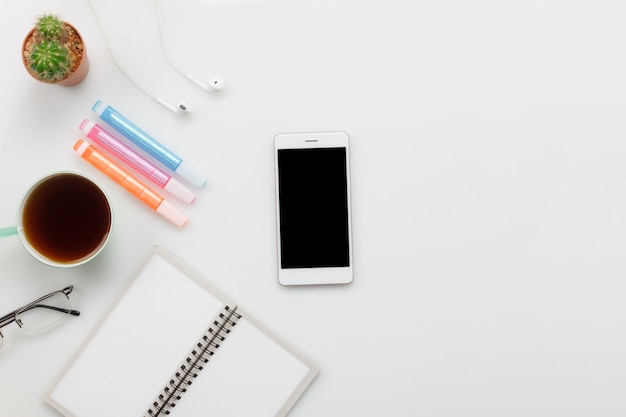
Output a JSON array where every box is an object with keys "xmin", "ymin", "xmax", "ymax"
[
  {"xmin": 187, "ymin": 75, "xmax": 225, "ymax": 92},
  {"xmin": 156, "ymin": 98, "xmax": 192, "ymax": 116}
]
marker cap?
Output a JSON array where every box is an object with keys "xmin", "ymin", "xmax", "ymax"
[
  {"xmin": 156, "ymin": 200, "xmax": 188, "ymax": 227},
  {"xmin": 92, "ymin": 100, "xmax": 106, "ymax": 116},
  {"xmin": 164, "ymin": 178, "xmax": 196, "ymax": 205},
  {"xmin": 79, "ymin": 119, "xmax": 96, "ymax": 135},
  {"xmin": 175, "ymin": 161, "xmax": 206, "ymax": 188}
]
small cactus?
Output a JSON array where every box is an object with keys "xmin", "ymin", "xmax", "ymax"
[
  {"xmin": 36, "ymin": 15, "xmax": 64, "ymax": 39},
  {"xmin": 22, "ymin": 13, "xmax": 87, "ymax": 85},
  {"xmin": 29, "ymin": 40, "xmax": 71, "ymax": 82}
]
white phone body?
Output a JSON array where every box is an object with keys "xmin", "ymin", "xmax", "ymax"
[{"xmin": 274, "ymin": 131, "xmax": 354, "ymax": 285}]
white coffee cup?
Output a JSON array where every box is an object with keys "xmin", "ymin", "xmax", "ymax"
[{"xmin": 0, "ymin": 172, "xmax": 113, "ymax": 267}]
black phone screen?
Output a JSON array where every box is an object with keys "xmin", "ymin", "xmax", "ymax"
[{"xmin": 277, "ymin": 147, "xmax": 350, "ymax": 269}]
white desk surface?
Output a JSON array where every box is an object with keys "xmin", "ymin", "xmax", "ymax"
[{"xmin": 1, "ymin": 0, "xmax": 626, "ymax": 416}]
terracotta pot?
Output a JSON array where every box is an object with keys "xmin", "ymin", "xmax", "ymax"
[{"xmin": 22, "ymin": 22, "xmax": 89, "ymax": 86}]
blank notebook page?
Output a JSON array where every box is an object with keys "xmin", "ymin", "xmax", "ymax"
[{"xmin": 46, "ymin": 250, "xmax": 317, "ymax": 417}]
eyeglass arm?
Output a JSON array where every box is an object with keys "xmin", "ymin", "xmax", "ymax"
[
  {"xmin": 0, "ymin": 286, "xmax": 80, "ymax": 328},
  {"xmin": 0, "ymin": 303, "xmax": 80, "ymax": 328},
  {"xmin": 22, "ymin": 303, "xmax": 80, "ymax": 316},
  {"xmin": 0, "ymin": 311, "xmax": 17, "ymax": 328}
]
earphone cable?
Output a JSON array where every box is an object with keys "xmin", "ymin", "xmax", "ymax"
[{"xmin": 86, "ymin": 0, "xmax": 169, "ymax": 107}]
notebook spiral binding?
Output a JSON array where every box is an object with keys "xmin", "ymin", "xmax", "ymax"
[{"xmin": 145, "ymin": 305, "xmax": 242, "ymax": 416}]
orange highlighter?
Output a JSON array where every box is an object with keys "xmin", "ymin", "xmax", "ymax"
[{"xmin": 74, "ymin": 139, "xmax": 187, "ymax": 227}]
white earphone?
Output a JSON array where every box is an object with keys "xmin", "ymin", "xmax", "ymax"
[
  {"xmin": 155, "ymin": 98, "xmax": 193, "ymax": 115},
  {"xmin": 187, "ymin": 75, "xmax": 225, "ymax": 92},
  {"xmin": 154, "ymin": 0, "xmax": 225, "ymax": 96},
  {"xmin": 87, "ymin": 0, "xmax": 225, "ymax": 116}
]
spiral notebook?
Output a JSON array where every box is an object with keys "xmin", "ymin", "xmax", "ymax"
[{"xmin": 45, "ymin": 246, "xmax": 318, "ymax": 417}]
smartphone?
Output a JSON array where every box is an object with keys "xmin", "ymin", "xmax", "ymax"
[{"xmin": 274, "ymin": 131, "xmax": 353, "ymax": 285}]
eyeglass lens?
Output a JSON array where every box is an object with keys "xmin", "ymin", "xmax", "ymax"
[{"xmin": 15, "ymin": 292, "xmax": 72, "ymax": 332}]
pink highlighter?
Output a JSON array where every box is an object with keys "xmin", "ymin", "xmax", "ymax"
[{"xmin": 79, "ymin": 120, "xmax": 196, "ymax": 205}]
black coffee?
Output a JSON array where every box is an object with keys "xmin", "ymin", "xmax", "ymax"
[{"xmin": 22, "ymin": 173, "xmax": 111, "ymax": 263}]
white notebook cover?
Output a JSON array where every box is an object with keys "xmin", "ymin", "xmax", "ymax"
[{"xmin": 45, "ymin": 246, "xmax": 318, "ymax": 417}]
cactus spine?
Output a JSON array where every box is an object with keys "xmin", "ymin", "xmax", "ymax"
[
  {"xmin": 30, "ymin": 40, "xmax": 70, "ymax": 82},
  {"xmin": 25, "ymin": 14, "xmax": 73, "ymax": 83},
  {"xmin": 36, "ymin": 15, "xmax": 64, "ymax": 39}
]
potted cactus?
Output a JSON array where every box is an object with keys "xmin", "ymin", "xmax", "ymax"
[{"xmin": 21, "ymin": 14, "xmax": 89, "ymax": 86}]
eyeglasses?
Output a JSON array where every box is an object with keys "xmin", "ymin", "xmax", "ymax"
[{"xmin": 0, "ymin": 285, "xmax": 80, "ymax": 349}]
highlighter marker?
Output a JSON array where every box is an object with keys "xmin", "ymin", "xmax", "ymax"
[
  {"xmin": 74, "ymin": 139, "xmax": 187, "ymax": 227},
  {"xmin": 92, "ymin": 100, "xmax": 206, "ymax": 188},
  {"xmin": 79, "ymin": 120, "xmax": 196, "ymax": 205}
]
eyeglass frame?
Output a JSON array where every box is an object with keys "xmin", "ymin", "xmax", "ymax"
[{"xmin": 0, "ymin": 285, "xmax": 80, "ymax": 345}]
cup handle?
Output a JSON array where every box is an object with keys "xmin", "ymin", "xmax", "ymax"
[{"xmin": 0, "ymin": 226, "xmax": 18, "ymax": 238}]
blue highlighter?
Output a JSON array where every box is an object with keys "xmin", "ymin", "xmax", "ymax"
[{"xmin": 92, "ymin": 100, "xmax": 206, "ymax": 188}]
